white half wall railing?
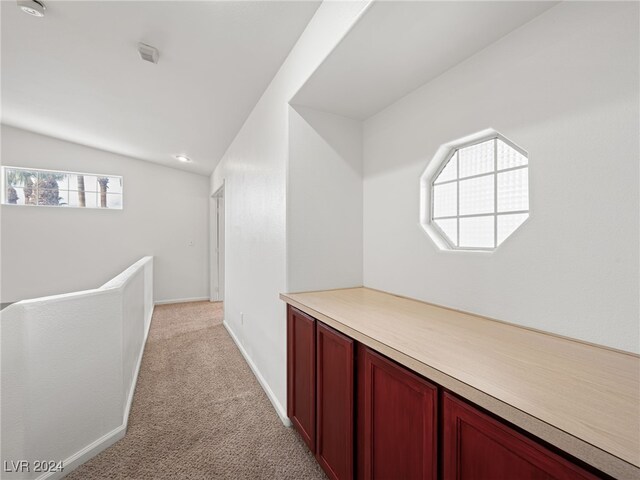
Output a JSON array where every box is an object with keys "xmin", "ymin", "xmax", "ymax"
[{"xmin": 1, "ymin": 256, "xmax": 154, "ymax": 480}]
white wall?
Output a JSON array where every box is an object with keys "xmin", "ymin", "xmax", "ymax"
[
  {"xmin": 362, "ymin": 2, "xmax": 639, "ymax": 352},
  {"xmin": 210, "ymin": 0, "xmax": 370, "ymax": 421},
  {"xmin": 1, "ymin": 125, "xmax": 209, "ymax": 304},
  {"xmin": 287, "ymin": 105, "xmax": 363, "ymax": 292},
  {"xmin": 1, "ymin": 257, "xmax": 154, "ymax": 480}
]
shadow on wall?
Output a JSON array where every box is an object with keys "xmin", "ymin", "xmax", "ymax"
[
  {"xmin": 286, "ymin": 104, "xmax": 363, "ymax": 293},
  {"xmin": 290, "ymin": 104, "xmax": 363, "ymax": 177}
]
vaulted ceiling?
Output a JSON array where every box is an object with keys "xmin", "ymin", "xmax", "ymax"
[{"xmin": 1, "ymin": 1, "xmax": 320, "ymax": 175}]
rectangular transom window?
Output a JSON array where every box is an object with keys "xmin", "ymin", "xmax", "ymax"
[{"xmin": 2, "ymin": 166, "xmax": 123, "ymax": 209}]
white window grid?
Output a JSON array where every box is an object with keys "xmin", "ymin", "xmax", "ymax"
[
  {"xmin": 430, "ymin": 136, "xmax": 528, "ymax": 251},
  {"xmin": 1, "ymin": 166, "xmax": 123, "ymax": 209}
]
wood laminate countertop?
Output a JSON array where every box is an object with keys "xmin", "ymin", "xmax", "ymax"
[{"xmin": 280, "ymin": 287, "xmax": 640, "ymax": 479}]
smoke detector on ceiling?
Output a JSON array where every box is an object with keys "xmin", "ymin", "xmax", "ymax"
[
  {"xmin": 138, "ymin": 43, "xmax": 159, "ymax": 64},
  {"xmin": 17, "ymin": 0, "xmax": 46, "ymax": 17}
]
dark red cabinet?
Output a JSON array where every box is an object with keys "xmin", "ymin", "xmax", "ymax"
[
  {"xmin": 287, "ymin": 307, "xmax": 355, "ymax": 480},
  {"xmin": 443, "ymin": 393, "xmax": 599, "ymax": 480},
  {"xmin": 316, "ymin": 322, "xmax": 354, "ymax": 480},
  {"xmin": 359, "ymin": 347, "xmax": 438, "ymax": 480},
  {"xmin": 287, "ymin": 306, "xmax": 316, "ymax": 451},
  {"xmin": 287, "ymin": 307, "xmax": 603, "ymax": 480}
]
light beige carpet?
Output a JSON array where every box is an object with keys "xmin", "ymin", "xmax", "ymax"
[{"xmin": 66, "ymin": 301, "xmax": 326, "ymax": 479}]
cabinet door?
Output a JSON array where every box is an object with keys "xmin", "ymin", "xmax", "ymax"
[
  {"xmin": 359, "ymin": 347, "xmax": 437, "ymax": 480},
  {"xmin": 287, "ymin": 306, "xmax": 316, "ymax": 451},
  {"xmin": 443, "ymin": 393, "xmax": 599, "ymax": 480},
  {"xmin": 316, "ymin": 322, "xmax": 354, "ymax": 480}
]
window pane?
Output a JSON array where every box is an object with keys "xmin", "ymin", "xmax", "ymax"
[
  {"xmin": 57, "ymin": 173, "xmax": 70, "ymax": 190},
  {"xmin": 78, "ymin": 175, "xmax": 98, "ymax": 192},
  {"xmin": 37, "ymin": 171, "xmax": 65, "ymax": 191},
  {"xmin": 103, "ymin": 176, "xmax": 122, "ymax": 194},
  {"xmin": 96, "ymin": 177, "xmax": 110, "ymax": 195},
  {"xmin": 432, "ymin": 182, "xmax": 457, "ymax": 218},
  {"xmin": 497, "ymin": 213, "xmax": 528, "ymax": 245},
  {"xmin": 7, "ymin": 186, "xmax": 26, "ymax": 205},
  {"xmin": 458, "ymin": 139, "xmax": 494, "ymax": 178},
  {"xmin": 497, "ymin": 140, "xmax": 527, "ymax": 170},
  {"xmin": 106, "ymin": 193, "xmax": 122, "ymax": 209},
  {"xmin": 5, "ymin": 169, "xmax": 37, "ymax": 205},
  {"xmin": 497, "ymin": 168, "xmax": 529, "ymax": 212},
  {"xmin": 4, "ymin": 168, "xmax": 21, "ymax": 187},
  {"xmin": 459, "ymin": 175, "xmax": 494, "ymax": 216},
  {"xmin": 58, "ymin": 190, "xmax": 71, "ymax": 206},
  {"xmin": 66, "ymin": 191, "xmax": 108, "ymax": 208},
  {"xmin": 434, "ymin": 218, "xmax": 457, "ymax": 246},
  {"xmin": 69, "ymin": 174, "xmax": 90, "ymax": 192},
  {"xmin": 6, "ymin": 168, "xmax": 38, "ymax": 188},
  {"xmin": 459, "ymin": 216, "xmax": 494, "ymax": 249},
  {"xmin": 24, "ymin": 192, "xmax": 38, "ymax": 204},
  {"xmin": 38, "ymin": 189, "xmax": 62, "ymax": 206},
  {"xmin": 434, "ymin": 154, "xmax": 457, "ymax": 184},
  {"xmin": 69, "ymin": 190, "xmax": 98, "ymax": 208},
  {"xmin": 68, "ymin": 190, "xmax": 79, "ymax": 207},
  {"xmin": 85, "ymin": 191, "xmax": 98, "ymax": 208}
]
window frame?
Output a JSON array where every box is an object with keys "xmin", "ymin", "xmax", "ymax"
[
  {"xmin": 420, "ymin": 130, "xmax": 529, "ymax": 252},
  {"xmin": 1, "ymin": 166, "xmax": 124, "ymax": 210}
]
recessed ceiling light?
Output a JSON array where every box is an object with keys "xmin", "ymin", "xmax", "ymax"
[
  {"xmin": 17, "ymin": 0, "xmax": 46, "ymax": 17},
  {"xmin": 175, "ymin": 155, "xmax": 192, "ymax": 163}
]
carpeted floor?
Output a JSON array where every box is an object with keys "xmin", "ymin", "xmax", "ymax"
[{"xmin": 66, "ymin": 301, "xmax": 326, "ymax": 479}]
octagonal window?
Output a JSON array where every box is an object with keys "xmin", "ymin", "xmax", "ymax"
[{"xmin": 423, "ymin": 132, "xmax": 529, "ymax": 251}]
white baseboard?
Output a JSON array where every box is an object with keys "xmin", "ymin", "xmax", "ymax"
[
  {"xmin": 223, "ymin": 321, "xmax": 292, "ymax": 428},
  {"xmin": 37, "ymin": 306, "xmax": 155, "ymax": 480},
  {"xmin": 154, "ymin": 296, "xmax": 209, "ymax": 305},
  {"xmin": 36, "ymin": 425, "xmax": 126, "ymax": 480}
]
